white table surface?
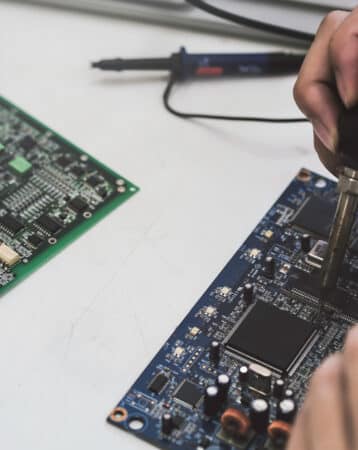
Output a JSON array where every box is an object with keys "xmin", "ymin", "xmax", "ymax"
[{"xmin": 0, "ymin": 3, "xmax": 333, "ymax": 449}]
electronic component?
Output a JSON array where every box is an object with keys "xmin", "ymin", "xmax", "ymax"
[
  {"xmin": 36, "ymin": 215, "xmax": 62, "ymax": 235},
  {"xmin": 204, "ymin": 385, "xmax": 221, "ymax": 416},
  {"xmin": 0, "ymin": 95, "xmax": 138, "ymax": 293},
  {"xmin": 209, "ymin": 340, "xmax": 221, "ymax": 365},
  {"xmin": 250, "ymin": 399, "xmax": 270, "ymax": 433},
  {"xmin": 216, "ymin": 374, "xmax": 230, "ymax": 403},
  {"xmin": 27, "ymin": 234, "xmax": 44, "ymax": 248},
  {"xmin": 263, "ymin": 256, "xmax": 276, "ymax": 278},
  {"xmin": 0, "ymin": 214, "xmax": 24, "ymax": 235},
  {"xmin": 306, "ymin": 240, "xmax": 328, "ymax": 268},
  {"xmin": 248, "ymin": 363, "xmax": 272, "ymax": 395},
  {"xmin": 277, "ymin": 398, "xmax": 297, "ymax": 423},
  {"xmin": 148, "ymin": 372, "xmax": 169, "ymax": 395},
  {"xmin": 221, "ymin": 408, "xmax": 251, "ymax": 439},
  {"xmin": 109, "ymin": 171, "xmax": 358, "ymax": 450},
  {"xmin": 291, "ymin": 195, "xmax": 336, "ymax": 238},
  {"xmin": 300, "ymin": 233, "xmax": 311, "ymax": 253},
  {"xmin": 173, "ymin": 380, "xmax": 202, "ymax": 408},
  {"xmin": 9, "ymin": 155, "xmax": 32, "ymax": 174},
  {"xmin": 0, "ymin": 243, "xmax": 20, "ymax": 266},
  {"xmin": 225, "ymin": 301, "xmax": 318, "ymax": 374},
  {"xmin": 161, "ymin": 413, "xmax": 174, "ymax": 435}
]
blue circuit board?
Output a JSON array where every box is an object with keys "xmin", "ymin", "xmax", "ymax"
[{"xmin": 108, "ymin": 169, "xmax": 358, "ymax": 450}]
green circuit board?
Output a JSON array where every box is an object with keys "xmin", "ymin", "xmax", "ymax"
[{"xmin": 0, "ymin": 95, "xmax": 138, "ymax": 294}]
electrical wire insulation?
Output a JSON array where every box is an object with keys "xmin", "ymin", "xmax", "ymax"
[
  {"xmin": 163, "ymin": 75, "xmax": 309, "ymax": 123},
  {"xmin": 185, "ymin": 0, "xmax": 316, "ymax": 43}
]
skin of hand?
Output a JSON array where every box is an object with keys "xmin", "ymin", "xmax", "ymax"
[
  {"xmin": 288, "ymin": 325, "xmax": 358, "ymax": 450},
  {"xmin": 294, "ymin": 9, "xmax": 358, "ymax": 175}
]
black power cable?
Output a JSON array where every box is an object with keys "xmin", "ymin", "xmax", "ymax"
[
  {"xmin": 185, "ymin": 0, "xmax": 315, "ymax": 43},
  {"xmin": 163, "ymin": 75, "xmax": 309, "ymax": 123}
]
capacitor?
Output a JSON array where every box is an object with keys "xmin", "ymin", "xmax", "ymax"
[
  {"xmin": 301, "ymin": 233, "xmax": 311, "ymax": 253},
  {"xmin": 204, "ymin": 385, "xmax": 221, "ymax": 417},
  {"xmin": 250, "ymin": 399, "xmax": 270, "ymax": 433},
  {"xmin": 161, "ymin": 412, "xmax": 174, "ymax": 435},
  {"xmin": 273, "ymin": 379, "xmax": 285, "ymax": 399},
  {"xmin": 264, "ymin": 256, "xmax": 275, "ymax": 279},
  {"xmin": 209, "ymin": 340, "xmax": 221, "ymax": 365},
  {"xmin": 216, "ymin": 374, "xmax": 231, "ymax": 403},
  {"xmin": 239, "ymin": 365, "xmax": 249, "ymax": 384},
  {"xmin": 277, "ymin": 398, "xmax": 297, "ymax": 424},
  {"xmin": 284, "ymin": 389, "xmax": 294, "ymax": 399},
  {"xmin": 221, "ymin": 407, "xmax": 251, "ymax": 439},
  {"xmin": 268, "ymin": 420, "xmax": 292, "ymax": 444},
  {"xmin": 243, "ymin": 283, "xmax": 254, "ymax": 304}
]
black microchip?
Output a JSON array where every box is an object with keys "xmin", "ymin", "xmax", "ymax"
[
  {"xmin": 174, "ymin": 380, "xmax": 202, "ymax": 408},
  {"xmin": 37, "ymin": 215, "xmax": 62, "ymax": 234},
  {"xmin": 225, "ymin": 301, "xmax": 317, "ymax": 373},
  {"xmin": 87, "ymin": 175, "xmax": 101, "ymax": 187},
  {"xmin": 27, "ymin": 233, "xmax": 44, "ymax": 248},
  {"xmin": 19, "ymin": 135, "xmax": 36, "ymax": 150},
  {"xmin": 0, "ymin": 214, "xmax": 24, "ymax": 234},
  {"xmin": 57, "ymin": 155, "xmax": 72, "ymax": 168},
  {"xmin": 71, "ymin": 166, "xmax": 85, "ymax": 177},
  {"xmin": 287, "ymin": 270, "xmax": 358, "ymax": 319},
  {"xmin": 68, "ymin": 196, "xmax": 88, "ymax": 213},
  {"xmin": 291, "ymin": 196, "xmax": 336, "ymax": 238},
  {"xmin": 148, "ymin": 372, "xmax": 169, "ymax": 394}
]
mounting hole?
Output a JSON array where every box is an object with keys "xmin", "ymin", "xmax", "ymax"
[
  {"xmin": 80, "ymin": 155, "xmax": 89, "ymax": 162},
  {"xmin": 83, "ymin": 211, "xmax": 92, "ymax": 219},
  {"xmin": 116, "ymin": 179, "xmax": 126, "ymax": 186},
  {"xmin": 128, "ymin": 417, "xmax": 145, "ymax": 432},
  {"xmin": 48, "ymin": 237, "xmax": 57, "ymax": 245},
  {"xmin": 297, "ymin": 169, "xmax": 311, "ymax": 182},
  {"xmin": 109, "ymin": 407, "xmax": 128, "ymax": 423},
  {"xmin": 117, "ymin": 186, "xmax": 127, "ymax": 194}
]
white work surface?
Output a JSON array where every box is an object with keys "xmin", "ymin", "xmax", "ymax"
[{"xmin": 0, "ymin": 3, "xmax": 333, "ymax": 450}]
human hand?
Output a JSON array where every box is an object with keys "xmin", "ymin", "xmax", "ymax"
[
  {"xmin": 294, "ymin": 9, "xmax": 358, "ymax": 175},
  {"xmin": 288, "ymin": 325, "xmax": 358, "ymax": 450}
]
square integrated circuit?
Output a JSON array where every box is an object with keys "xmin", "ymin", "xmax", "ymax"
[
  {"xmin": 291, "ymin": 195, "xmax": 336, "ymax": 238},
  {"xmin": 225, "ymin": 301, "xmax": 318, "ymax": 374}
]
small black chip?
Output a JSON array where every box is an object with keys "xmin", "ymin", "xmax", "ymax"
[
  {"xmin": 71, "ymin": 166, "xmax": 85, "ymax": 177},
  {"xmin": 37, "ymin": 215, "xmax": 62, "ymax": 234},
  {"xmin": 57, "ymin": 155, "xmax": 72, "ymax": 168},
  {"xmin": 68, "ymin": 196, "xmax": 88, "ymax": 213},
  {"xmin": 27, "ymin": 234, "xmax": 44, "ymax": 248},
  {"xmin": 19, "ymin": 135, "xmax": 36, "ymax": 150},
  {"xmin": 87, "ymin": 175, "xmax": 101, "ymax": 187},
  {"xmin": 148, "ymin": 372, "xmax": 169, "ymax": 394},
  {"xmin": 291, "ymin": 195, "xmax": 336, "ymax": 238},
  {"xmin": 174, "ymin": 380, "xmax": 202, "ymax": 408},
  {"xmin": 0, "ymin": 214, "xmax": 24, "ymax": 234},
  {"xmin": 225, "ymin": 301, "xmax": 317, "ymax": 373}
]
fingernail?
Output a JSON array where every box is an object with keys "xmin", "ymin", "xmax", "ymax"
[{"xmin": 312, "ymin": 120, "xmax": 337, "ymax": 152}]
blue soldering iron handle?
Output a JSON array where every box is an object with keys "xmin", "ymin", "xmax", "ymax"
[{"xmin": 173, "ymin": 47, "xmax": 305, "ymax": 79}]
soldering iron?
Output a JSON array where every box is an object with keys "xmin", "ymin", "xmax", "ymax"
[{"xmin": 92, "ymin": 47, "xmax": 305, "ymax": 79}]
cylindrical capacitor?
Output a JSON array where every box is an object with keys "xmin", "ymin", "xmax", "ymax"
[
  {"xmin": 264, "ymin": 256, "xmax": 275, "ymax": 279},
  {"xmin": 243, "ymin": 283, "xmax": 254, "ymax": 304},
  {"xmin": 204, "ymin": 385, "xmax": 221, "ymax": 417},
  {"xmin": 273, "ymin": 379, "xmax": 285, "ymax": 399},
  {"xmin": 301, "ymin": 234, "xmax": 311, "ymax": 253},
  {"xmin": 277, "ymin": 398, "xmax": 297, "ymax": 424},
  {"xmin": 284, "ymin": 389, "xmax": 294, "ymax": 399},
  {"xmin": 250, "ymin": 399, "xmax": 270, "ymax": 433},
  {"xmin": 209, "ymin": 340, "xmax": 221, "ymax": 365},
  {"xmin": 161, "ymin": 412, "xmax": 174, "ymax": 435},
  {"xmin": 239, "ymin": 365, "xmax": 249, "ymax": 384},
  {"xmin": 216, "ymin": 374, "xmax": 231, "ymax": 403}
]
